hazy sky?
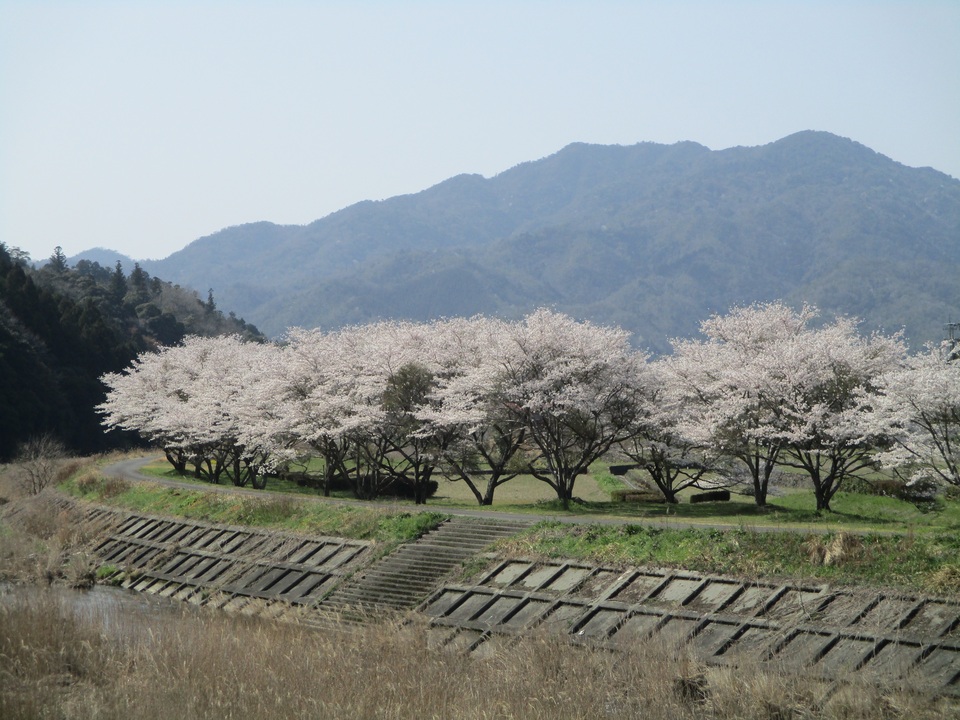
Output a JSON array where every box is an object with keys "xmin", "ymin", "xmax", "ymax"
[{"xmin": 2, "ymin": 2, "xmax": 958, "ymax": 263}]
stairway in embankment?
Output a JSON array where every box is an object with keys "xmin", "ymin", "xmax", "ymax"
[{"xmin": 316, "ymin": 516, "xmax": 533, "ymax": 619}]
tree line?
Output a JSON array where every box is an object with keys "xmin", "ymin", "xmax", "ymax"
[{"xmin": 98, "ymin": 304, "xmax": 960, "ymax": 512}]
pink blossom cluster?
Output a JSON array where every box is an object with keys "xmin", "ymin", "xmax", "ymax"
[{"xmin": 99, "ymin": 304, "xmax": 960, "ymax": 510}]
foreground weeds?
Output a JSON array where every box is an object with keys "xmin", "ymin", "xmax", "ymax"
[{"xmin": 2, "ymin": 589, "xmax": 955, "ymax": 720}]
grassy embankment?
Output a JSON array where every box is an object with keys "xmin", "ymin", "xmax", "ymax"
[
  {"xmin": 55, "ymin": 454, "xmax": 960, "ymax": 595},
  {"xmin": 2, "ymin": 457, "xmax": 959, "ymax": 718}
]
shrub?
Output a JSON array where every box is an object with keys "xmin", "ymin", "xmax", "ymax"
[
  {"xmin": 14, "ymin": 435, "xmax": 66, "ymax": 495},
  {"xmin": 846, "ymin": 476, "xmax": 939, "ymax": 508},
  {"xmin": 610, "ymin": 488, "xmax": 666, "ymax": 503},
  {"xmin": 690, "ymin": 490, "xmax": 731, "ymax": 504}
]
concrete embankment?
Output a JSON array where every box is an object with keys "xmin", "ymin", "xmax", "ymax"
[{"xmin": 69, "ymin": 498, "xmax": 960, "ymax": 698}]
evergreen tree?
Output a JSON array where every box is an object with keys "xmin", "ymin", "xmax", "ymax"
[{"xmin": 49, "ymin": 246, "xmax": 68, "ymax": 273}]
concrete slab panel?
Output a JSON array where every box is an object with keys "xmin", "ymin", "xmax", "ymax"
[
  {"xmin": 504, "ymin": 599, "xmax": 553, "ymax": 629},
  {"xmin": 131, "ymin": 577, "xmax": 153, "ymax": 592},
  {"xmin": 219, "ymin": 532, "xmax": 252, "ymax": 554},
  {"xmin": 611, "ymin": 612, "xmax": 661, "ymax": 646},
  {"xmin": 609, "ymin": 572, "xmax": 667, "ymax": 604},
  {"xmin": 860, "ymin": 641, "xmax": 921, "ymax": 681},
  {"xmin": 199, "ymin": 562, "xmax": 239, "ymax": 587},
  {"xmin": 576, "ymin": 608, "xmax": 626, "ymax": 638},
  {"xmin": 172, "ymin": 586, "xmax": 199, "ymax": 602},
  {"xmin": 912, "ymin": 648, "xmax": 960, "ymax": 692},
  {"xmin": 319, "ymin": 546, "xmax": 364, "ymax": 570},
  {"xmin": 657, "ymin": 617, "xmax": 699, "ymax": 648},
  {"xmin": 488, "ymin": 561, "xmax": 533, "ymax": 587},
  {"xmin": 193, "ymin": 529, "xmax": 226, "ymax": 549},
  {"xmin": 540, "ymin": 602, "xmax": 586, "ymax": 634},
  {"xmin": 286, "ymin": 542, "xmax": 323, "ymax": 564},
  {"xmin": 817, "ymin": 638, "xmax": 875, "ymax": 676},
  {"xmin": 688, "ymin": 621, "xmax": 741, "ymax": 656},
  {"xmin": 724, "ymin": 585, "xmax": 777, "ymax": 617},
  {"xmin": 446, "ymin": 592, "xmax": 496, "ymax": 622},
  {"xmin": 165, "ymin": 524, "xmax": 196, "ymax": 544},
  {"xmin": 423, "ymin": 589, "xmax": 467, "ymax": 618},
  {"xmin": 296, "ymin": 576, "xmax": 335, "ymax": 602},
  {"xmin": 125, "ymin": 519, "xmax": 155, "ymax": 538},
  {"xmin": 184, "ymin": 557, "xmax": 219, "ymax": 580},
  {"xmin": 283, "ymin": 573, "xmax": 331, "ymax": 602},
  {"xmin": 157, "ymin": 552, "xmax": 193, "ymax": 575},
  {"xmin": 684, "ymin": 581, "xmax": 741, "ymax": 613},
  {"xmin": 117, "ymin": 518, "xmax": 148, "ymax": 536},
  {"xmin": 270, "ymin": 571, "xmax": 310, "ymax": 596},
  {"xmin": 647, "ymin": 577, "xmax": 703, "ymax": 607},
  {"xmin": 851, "ymin": 597, "xmax": 916, "ymax": 633},
  {"xmin": 476, "ymin": 596, "xmax": 524, "ymax": 626},
  {"xmin": 276, "ymin": 572, "xmax": 322, "ymax": 600},
  {"xmin": 904, "ymin": 601, "xmax": 960, "ymax": 638},
  {"xmin": 156, "ymin": 582, "xmax": 180, "ymax": 598},
  {"xmin": 520, "ymin": 564, "xmax": 564, "ymax": 590},
  {"xmin": 246, "ymin": 567, "xmax": 290, "ymax": 594},
  {"xmin": 147, "ymin": 522, "xmax": 179, "ymax": 542},
  {"xmin": 231, "ymin": 565, "xmax": 272, "ymax": 591},
  {"xmin": 813, "ymin": 593, "xmax": 869, "ymax": 628},
  {"xmin": 719, "ymin": 626, "xmax": 777, "ymax": 660},
  {"xmin": 773, "ymin": 631, "xmax": 834, "ymax": 670},
  {"xmin": 542, "ymin": 566, "xmax": 591, "ymax": 593},
  {"xmin": 764, "ymin": 589, "xmax": 825, "ymax": 622},
  {"xmin": 570, "ymin": 570, "xmax": 620, "ymax": 599}
]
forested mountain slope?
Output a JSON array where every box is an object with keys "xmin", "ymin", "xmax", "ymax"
[
  {"xmin": 103, "ymin": 131, "xmax": 959, "ymax": 350},
  {"xmin": 0, "ymin": 245, "xmax": 262, "ymax": 460}
]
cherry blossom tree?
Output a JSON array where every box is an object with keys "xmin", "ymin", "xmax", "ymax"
[
  {"xmin": 495, "ymin": 309, "xmax": 645, "ymax": 509},
  {"xmin": 869, "ymin": 343, "xmax": 960, "ymax": 488},
  {"xmin": 667, "ymin": 303, "xmax": 818, "ymax": 506},
  {"xmin": 99, "ymin": 342, "xmax": 199, "ymax": 473},
  {"xmin": 618, "ymin": 358, "xmax": 724, "ymax": 504},
  {"xmin": 416, "ymin": 317, "xmax": 526, "ymax": 505},
  {"xmin": 281, "ymin": 320, "xmax": 454, "ymax": 503},
  {"xmin": 276, "ymin": 327, "xmax": 369, "ymax": 496},
  {"xmin": 768, "ymin": 316, "xmax": 905, "ymax": 512},
  {"xmin": 100, "ymin": 335, "xmax": 286, "ymax": 489}
]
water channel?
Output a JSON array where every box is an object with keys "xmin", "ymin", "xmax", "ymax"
[{"xmin": 0, "ymin": 581, "xmax": 201, "ymax": 645}]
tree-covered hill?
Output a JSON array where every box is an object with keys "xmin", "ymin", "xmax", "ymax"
[
  {"xmin": 0, "ymin": 244, "xmax": 262, "ymax": 461},
  {"xmin": 97, "ymin": 131, "xmax": 960, "ymax": 351}
]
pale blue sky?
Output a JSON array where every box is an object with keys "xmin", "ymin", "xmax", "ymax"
[{"xmin": 2, "ymin": 1, "xmax": 958, "ymax": 263}]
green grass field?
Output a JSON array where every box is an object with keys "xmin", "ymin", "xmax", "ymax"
[{"xmin": 135, "ymin": 456, "xmax": 960, "ymax": 535}]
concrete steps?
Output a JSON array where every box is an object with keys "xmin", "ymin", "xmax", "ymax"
[{"xmin": 318, "ymin": 517, "xmax": 532, "ymax": 618}]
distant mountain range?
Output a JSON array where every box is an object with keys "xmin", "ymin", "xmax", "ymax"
[{"xmin": 74, "ymin": 131, "xmax": 960, "ymax": 352}]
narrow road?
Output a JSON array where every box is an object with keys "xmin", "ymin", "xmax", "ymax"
[{"xmin": 101, "ymin": 455, "xmax": 903, "ymax": 536}]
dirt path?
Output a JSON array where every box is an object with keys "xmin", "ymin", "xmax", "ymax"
[{"xmin": 101, "ymin": 455, "xmax": 902, "ymax": 537}]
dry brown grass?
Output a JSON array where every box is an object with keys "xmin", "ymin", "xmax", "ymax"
[{"xmin": 1, "ymin": 591, "xmax": 956, "ymax": 720}]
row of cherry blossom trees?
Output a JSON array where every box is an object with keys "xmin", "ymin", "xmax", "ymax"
[{"xmin": 99, "ymin": 304, "xmax": 960, "ymax": 511}]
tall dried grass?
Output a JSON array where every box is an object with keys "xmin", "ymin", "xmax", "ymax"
[{"xmin": 1, "ymin": 589, "xmax": 956, "ymax": 720}]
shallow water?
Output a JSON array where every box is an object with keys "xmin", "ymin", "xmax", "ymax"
[{"xmin": 0, "ymin": 582, "xmax": 199, "ymax": 643}]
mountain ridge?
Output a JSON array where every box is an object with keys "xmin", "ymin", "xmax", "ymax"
[{"xmin": 73, "ymin": 131, "xmax": 960, "ymax": 351}]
